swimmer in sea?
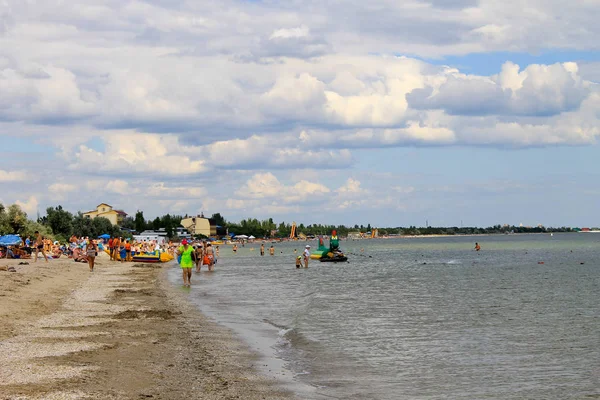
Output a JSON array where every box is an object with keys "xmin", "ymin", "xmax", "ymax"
[
  {"xmin": 295, "ymin": 256, "xmax": 302, "ymax": 269},
  {"xmin": 269, "ymin": 245, "xmax": 275, "ymax": 256},
  {"xmin": 475, "ymin": 242, "xmax": 481, "ymax": 251},
  {"xmin": 260, "ymin": 243, "xmax": 265, "ymax": 256}
]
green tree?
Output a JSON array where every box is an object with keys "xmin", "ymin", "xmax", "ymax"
[
  {"xmin": 152, "ymin": 217, "xmax": 161, "ymax": 231},
  {"xmin": 0, "ymin": 203, "xmax": 9, "ymax": 234},
  {"xmin": 211, "ymin": 213, "xmax": 227, "ymax": 227},
  {"xmin": 7, "ymin": 204, "xmax": 28, "ymax": 234},
  {"xmin": 120, "ymin": 216, "xmax": 135, "ymax": 230},
  {"xmin": 134, "ymin": 211, "xmax": 145, "ymax": 233},
  {"xmin": 45, "ymin": 205, "xmax": 73, "ymax": 238}
]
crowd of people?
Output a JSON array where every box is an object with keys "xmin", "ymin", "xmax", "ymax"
[
  {"xmin": 0, "ymin": 232, "xmax": 102, "ymax": 271},
  {"xmin": 176, "ymin": 239, "xmax": 219, "ymax": 287}
]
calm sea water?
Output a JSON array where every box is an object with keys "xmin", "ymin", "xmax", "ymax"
[{"xmin": 168, "ymin": 233, "xmax": 600, "ymax": 399}]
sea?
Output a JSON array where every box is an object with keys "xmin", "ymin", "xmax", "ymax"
[{"xmin": 167, "ymin": 233, "xmax": 600, "ymax": 400}]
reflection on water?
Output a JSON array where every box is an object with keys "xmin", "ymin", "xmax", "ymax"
[{"xmin": 171, "ymin": 233, "xmax": 600, "ymax": 399}]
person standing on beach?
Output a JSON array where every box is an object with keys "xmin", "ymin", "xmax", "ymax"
[
  {"xmin": 113, "ymin": 237, "xmax": 121, "ymax": 261},
  {"xmin": 303, "ymin": 245, "xmax": 310, "ymax": 268},
  {"xmin": 260, "ymin": 243, "xmax": 265, "ymax": 256},
  {"xmin": 86, "ymin": 240, "xmax": 97, "ymax": 272},
  {"xmin": 108, "ymin": 237, "xmax": 114, "ymax": 260},
  {"xmin": 33, "ymin": 231, "xmax": 48, "ymax": 263},
  {"xmin": 177, "ymin": 239, "xmax": 194, "ymax": 286},
  {"xmin": 125, "ymin": 240, "xmax": 132, "ymax": 261}
]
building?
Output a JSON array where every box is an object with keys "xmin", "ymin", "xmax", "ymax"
[
  {"xmin": 180, "ymin": 216, "xmax": 217, "ymax": 237},
  {"xmin": 82, "ymin": 203, "xmax": 127, "ymax": 226},
  {"xmin": 134, "ymin": 228, "xmax": 190, "ymax": 243}
]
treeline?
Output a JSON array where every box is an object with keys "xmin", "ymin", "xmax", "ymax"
[
  {"xmin": 127, "ymin": 211, "xmax": 184, "ymax": 238},
  {"xmin": 0, "ymin": 202, "xmax": 584, "ymax": 242},
  {"xmin": 210, "ymin": 216, "xmax": 577, "ymax": 238},
  {"xmin": 0, "ymin": 203, "xmax": 185, "ymax": 243},
  {"xmin": 39, "ymin": 207, "xmax": 185, "ymax": 242},
  {"xmin": 0, "ymin": 203, "xmax": 51, "ymax": 238}
]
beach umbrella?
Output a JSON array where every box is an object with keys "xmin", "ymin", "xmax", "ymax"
[
  {"xmin": 248, "ymin": 235, "xmax": 256, "ymax": 239},
  {"xmin": 98, "ymin": 234, "xmax": 110, "ymax": 239},
  {"xmin": 235, "ymin": 234, "xmax": 248, "ymax": 239},
  {"xmin": 0, "ymin": 235, "xmax": 22, "ymax": 258},
  {"xmin": 0, "ymin": 235, "xmax": 22, "ymax": 246}
]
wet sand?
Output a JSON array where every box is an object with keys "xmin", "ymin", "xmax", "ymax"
[{"xmin": 0, "ymin": 253, "xmax": 295, "ymax": 399}]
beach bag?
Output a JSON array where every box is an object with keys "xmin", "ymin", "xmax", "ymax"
[{"xmin": 177, "ymin": 255, "xmax": 182, "ymax": 264}]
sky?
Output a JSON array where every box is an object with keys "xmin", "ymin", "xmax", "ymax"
[{"xmin": 1, "ymin": 0, "xmax": 599, "ymax": 228}]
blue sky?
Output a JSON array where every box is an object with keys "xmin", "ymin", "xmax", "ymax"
[{"xmin": 0, "ymin": 0, "xmax": 599, "ymax": 228}]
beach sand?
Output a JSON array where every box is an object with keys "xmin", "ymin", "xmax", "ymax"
[{"xmin": 0, "ymin": 253, "xmax": 295, "ymax": 399}]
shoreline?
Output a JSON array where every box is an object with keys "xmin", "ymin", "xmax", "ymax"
[{"xmin": 0, "ymin": 254, "xmax": 295, "ymax": 399}]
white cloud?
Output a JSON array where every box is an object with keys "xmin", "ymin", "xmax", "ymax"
[
  {"xmin": 270, "ymin": 26, "xmax": 310, "ymax": 40},
  {"xmin": 336, "ymin": 178, "xmax": 365, "ymax": 195},
  {"xmin": 235, "ymin": 172, "xmax": 330, "ymax": 204},
  {"xmin": 105, "ymin": 180, "xmax": 132, "ymax": 195},
  {"xmin": 15, "ymin": 196, "xmax": 38, "ymax": 215},
  {"xmin": 69, "ymin": 133, "xmax": 206, "ymax": 176},
  {"xmin": 1, "ymin": 0, "xmax": 600, "ymax": 226},
  {"xmin": 146, "ymin": 182, "xmax": 205, "ymax": 199},
  {"xmin": 0, "ymin": 170, "xmax": 28, "ymax": 182},
  {"xmin": 48, "ymin": 182, "xmax": 77, "ymax": 201},
  {"xmin": 407, "ymin": 62, "xmax": 590, "ymax": 117}
]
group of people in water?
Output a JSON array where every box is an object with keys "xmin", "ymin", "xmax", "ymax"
[{"xmin": 177, "ymin": 239, "xmax": 219, "ymax": 287}]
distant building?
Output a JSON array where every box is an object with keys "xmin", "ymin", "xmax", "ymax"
[
  {"xmin": 82, "ymin": 203, "xmax": 127, "ymax": 226},
  {"xmin": 134, "ymin": 228, "xmax": 190, "ymax": 244},
  {"xmin": 181, "ymin": 216, "xmax": 217, "ymax": 237}
]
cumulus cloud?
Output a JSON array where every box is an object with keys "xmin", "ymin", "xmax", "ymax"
[
  {"xmin": 407, "ymin": 62, "xmax": 590, "ymax": 117},
  {"xmin": 235, "ymin": 172, "xmax": 330, "ymax": 204},
  {"xmin": 15, "ymin": 196, "xmax": 38, "ymax": 215},
  {"xmin": 146, "ymin": 183, "xmax": 205, "ymax": 199},
  {"xmin": 68, "ymin": 133, "xmax": 206, "ymax": 176},
  {"xmin": 48, "ymin": 183, "xmax": 77, "ymax": 200},
  {"xmin": 1, "ymin": 0, "xmax": 600, "ymax": 224},
  {"xmin": 0, "ymin": 169, "xmax": 28, "ymax": 182}
]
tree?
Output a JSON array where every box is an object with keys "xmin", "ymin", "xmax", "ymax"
[
  {"xmin": 45, "ymin": 205, "xmax": 73, "ymax": 238},
  {"xmin": 7, "ymin": 204, "xmax": 28, "ymax": 234},
  {"xmin": 211, "ymin": 213, "xmax": 227, "ymax": 227},
  {"xmin": 134, "ymin": 211, "xmax": 145, "ymax": 233},
  {"xmin": 152, "ymin": 217, "xmax": 161, "ymax": 231},
  {"xmin": 120, "ymin": 216, "xmax": 135, "ymax": 230},
  {"xmin": 0, "ymin": 203, "xmax": 9, "ymax": 235}
]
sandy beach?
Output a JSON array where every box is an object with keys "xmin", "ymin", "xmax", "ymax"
[{"xmin": 0, "ymin": 253, "xmax": 295, "ymax": 399}]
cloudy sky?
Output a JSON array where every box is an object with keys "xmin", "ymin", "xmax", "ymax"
[{"xmin": 1, "ymin": 0, "xmax": 599, "ymax": 227}]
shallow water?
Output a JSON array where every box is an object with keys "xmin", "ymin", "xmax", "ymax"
[{"xmin": 169, "ymin": 233, "xmax": 600, "ymax": 399}]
